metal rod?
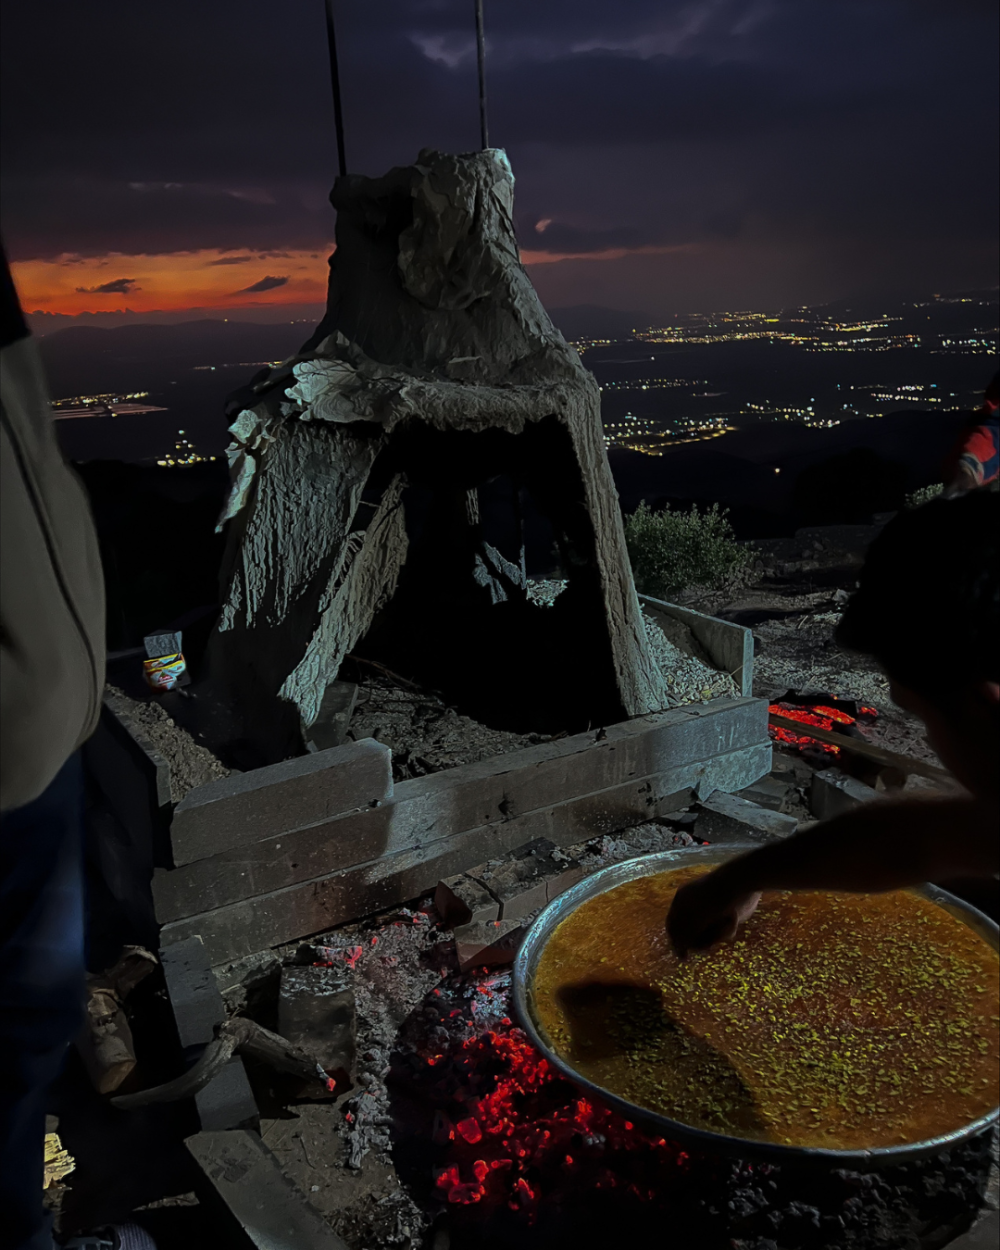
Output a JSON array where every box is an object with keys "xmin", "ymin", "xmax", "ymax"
[
  {"xmin": 475, "ymin": 0, "xmax": 489, "ymax": 149},
  {"xmin": 324, "ymin": 0, "xmax": 348, "ymax": 176}
]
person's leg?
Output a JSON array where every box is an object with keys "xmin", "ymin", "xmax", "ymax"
[{"xmin": 0, "ymin": 754, "xmax": 86, "ymax": 1250}]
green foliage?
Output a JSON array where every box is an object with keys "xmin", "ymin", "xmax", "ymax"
[
  {"xmin": 904, "ymin": 482, "xmax": 944, "ymax": 509},
  {"xmin": 623, "ymin": 500, "xmax": 752, "ymax": 599}
]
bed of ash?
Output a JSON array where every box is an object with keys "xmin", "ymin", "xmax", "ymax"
[{"xmin": 216, "ymin": 821, "xmax": 999, "ymax": 1250}]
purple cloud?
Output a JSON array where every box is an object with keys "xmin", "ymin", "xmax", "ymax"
[
  {"xmin": 75, "ymin": 277, "xmax": 140, "ymax": 294},
  {"xmin": 233, "ymin": 274, "xmax": 290, "ymax": 294}
]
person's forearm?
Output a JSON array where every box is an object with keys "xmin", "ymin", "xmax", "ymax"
[{"xmin": 710, "ymin": 798, "xmax": 997, "ymax": 899}]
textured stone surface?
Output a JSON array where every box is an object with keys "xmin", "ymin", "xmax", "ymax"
[{"xmin": 206, "ymin": 148, "xmax": 667, "ymax": 757}]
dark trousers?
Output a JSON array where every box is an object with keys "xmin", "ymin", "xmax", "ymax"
[{"xmin": 1, "ymin": 755, "xmax": 86, "ymax": 1250}]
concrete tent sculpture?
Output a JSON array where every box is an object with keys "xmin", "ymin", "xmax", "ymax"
[{"xmin": 208, "ymin": 148, "xmax": 666, "ymax": 762}]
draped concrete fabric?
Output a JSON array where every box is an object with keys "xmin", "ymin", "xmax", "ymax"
[{"xmin": 208, "ymin": 149, "xmax": 665, "ymax": 760}]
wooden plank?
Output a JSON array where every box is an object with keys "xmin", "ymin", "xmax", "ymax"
[
  {"xmin": 767, "ymin": 712, "xmax": 950, "ymax": 782},
  {"xmin": 153, "ymin": 699, "xmax": 769, "ymax": 922},
  {"xmin": 169, "ymin": 737, "xmax": 393, "ymax": 866},
  {"xmin": 640, "ymin": 595, "xmax": 755, "ymax": 697},
  {"xmin": 158, "ymin": 739, "xmax": 771, "ymax": 963}
]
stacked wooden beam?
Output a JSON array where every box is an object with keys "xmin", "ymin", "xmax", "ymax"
[{"xmin": 151, "ymin": 697, "xmax": 771, "ymax": 966}]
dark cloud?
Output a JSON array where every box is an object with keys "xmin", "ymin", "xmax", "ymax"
[
  {"xmin": 74, "ymin": 277, "xmax": 140, "ymax": 294},
  {"xmin": 1, "ymin": 0, "xmax": 996, "ymax": 308},
  {"xmin": 234, "ymin": 274, "xmax": 290, "ymax": 294},
  {"xmin": 206, "ymin": 255, "xmax": 255, "ymax": 265}
]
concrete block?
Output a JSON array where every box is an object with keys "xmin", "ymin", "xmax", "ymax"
[
  {"xmin": 435, "ymin": 874, "xmax": 500, "ymax": 928},
  {"xmin": 187, "ymin": 1129, "xmax": 348, "ymax": 1249},
  {"xmin": 810, "ymin": 768, "xmax": 878, "ymax": 821},
  {"xmin": 278, "ymin": 966, "xmax": 356, "ymax": 1087},
  {"xmin": 472, "ymin": 838, "xmax": 584, "ymax": 922},
  {"xmin": 696, "ymin": 790, "xmax": 797, "ymax": 843},
  {"xmin": 304, "ymin": 681, "xmax": 358, "ymax": 753},
  {"xmin": 169, "ymin": 736, "xmax": 393, "ymax": 866},
  {"xmin": 160, "ymin": 936, "xmax": 257, "ymax": 1131},
  {"xmin": 738, "ymin": 774, "xmax": 790, "ymax": 812},
  {"xmin": 454, "ymin": 919, "xmax": 525, "ymax": 972},
  {"xmin": 196, "ymin": 1058, "xmax": 258, "ymax": 1131},
  {"xmin": 160, "ymin": 936, "xmax": 227, "ymax": 1048}
]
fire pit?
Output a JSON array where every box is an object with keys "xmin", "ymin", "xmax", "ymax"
[{"xmin": 512, "ymin": 846, "xmax": 1000, "ymax": 1169}]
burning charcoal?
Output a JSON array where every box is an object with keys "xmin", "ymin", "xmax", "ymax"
[
  {"xmin": 453, "ymin": 918, "xmax": 525, "ymax": 972},
  {"xmin": 278, "ymin": 965, "xmax": 356, "ymax": 1093},
  {"xmin": 434, "ymin": 873, "xmax": 500, "ymax": 928},
  {"xmin": 809, "ymin": 768, "xmax": 879, "ymax": 821},
  {"xmin": 472, "ymin": 838, "xmax": 584, "ymax": 922}
]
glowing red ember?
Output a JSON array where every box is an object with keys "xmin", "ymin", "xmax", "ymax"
[
  {"xmin": 420, "ymin": 1024, "xmax": 687, "ymax": 1219},
  {"xmin": 768, "ymin": 700, "xmax": 877, "ymax": 755}
]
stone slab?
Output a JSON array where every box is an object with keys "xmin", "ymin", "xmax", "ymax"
[
  {"xmin": 159, "ymin": 739, "xmax": 771, "ymax": 964},
  {"xmin": 809, "ymin": 768, "xmax": 879, "ymax": 821},
  {"xmin": 186, "ymin": 1129, "xmax": 348, "ymax": 1249},
  {"xmin": 196, "ymin": 1058, "xmax": 258, "ymax": 1132},
  {"xmin": 169, "ymin": 736, "xmax": 393, "ymax": 866},
  {"xmin": 696, "ymin": 789, "xmax": 798, "ymax": 843},
  {"xmin": 154, "ymin": 700, "xmax": 770, "ymax": 921},
  {"xmin": 278, "ymin": 966, "xmax": 356, "ymax": 1084}
]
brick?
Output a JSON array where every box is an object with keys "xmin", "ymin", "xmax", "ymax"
[
  {"xmin": 472, "ymin": 838, "xmax": 583, "ymax": 922},
  {"xmin": 454, "ymin": 919, "xmax": 525, "ymax": 972},
  {"xmin": 434, "ymin": 874, "xmax": 500, "ymax": 927},
  {"xmin": 158, "ymin": 738, "xmax": 772, "ymax": 965},
  {"xmin": 186, "ymin": 1129, "xmax": 348, "ymax": 1249},
  {"xmin": 278, "ymin": 966, "xmax": 356, "ymax": 1086},
  {"xmin": 696, "ymin": 789, "xmax": 797, "ymax": 843},
  {"xmin": 169, "ymin": 737, "xmax": 393, "ymax": 866},
  {"xmin": 809, "ymin": 768, "xmax": 878, "ymax": 821}
]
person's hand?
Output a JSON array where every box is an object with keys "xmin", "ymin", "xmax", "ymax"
[{"xmin": 666, "ymin": 874, "xmax": 761, "ymax": 959}]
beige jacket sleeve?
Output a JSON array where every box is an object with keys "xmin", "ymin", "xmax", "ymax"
[{"xmin": 1, "ymin": 334, "xmax": 105, "ymax": 810}]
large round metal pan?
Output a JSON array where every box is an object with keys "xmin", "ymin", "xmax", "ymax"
[{"xmin": 511, "ymin": 844, "xmax": 1000, "ymax": 1168}]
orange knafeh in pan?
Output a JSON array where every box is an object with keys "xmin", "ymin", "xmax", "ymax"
[{"xmin": 532, "ymin": 865, "xmax": 999, "ymax": 1150}]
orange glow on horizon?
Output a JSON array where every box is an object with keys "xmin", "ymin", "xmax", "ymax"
[
  {"xmin": 11, "ymin": 248, "xmax": 333, "ymax": 316},
  {"xmin": 12, "ymin": 241, "xmax": 695, "ymax": 318}
]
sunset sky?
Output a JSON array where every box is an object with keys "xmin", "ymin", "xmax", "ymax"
[{"xmin": 2, "ymin": 0, "xmax": 996, "ymax": 324}]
